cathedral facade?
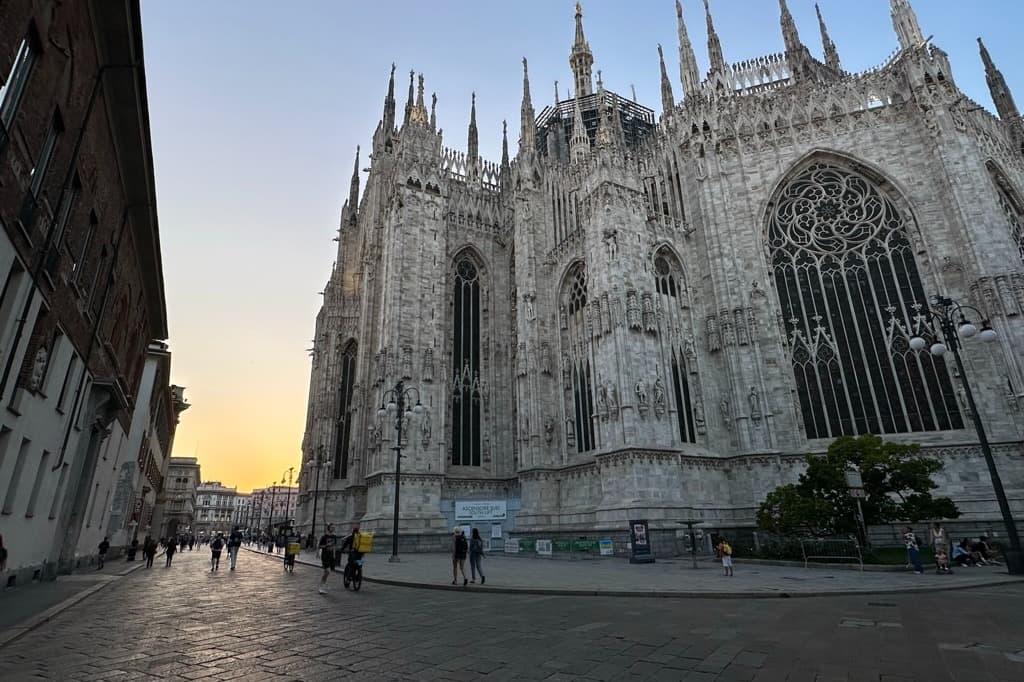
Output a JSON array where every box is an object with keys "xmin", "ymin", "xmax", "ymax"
[{"xmin": 297, "ymin": 0, "xmax": 1024, "ymax": 544}]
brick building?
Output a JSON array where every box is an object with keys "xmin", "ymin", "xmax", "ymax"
[
  {"xmin": 299, "ymin": 1, "xmax": 1024, "ymax": 546},
  {"xmin": 0, "ymin": 0, "xmax": 177, "ymax": 583}
]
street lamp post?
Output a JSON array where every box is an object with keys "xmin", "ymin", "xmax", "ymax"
[
  {"xmin": 376, "ymin": 379, "xmax": 424, "ymax": 563},
  {"xmin": 306, "ymin": 448, "xmax": 332, "ymax": 549},
  {"xmin": 909, "ymin": 294, "xmax": 1022, "ymax": 575},
  {"xmin": 267, "ymin": 482, "xmax": 279, "ymax": 536},
  {"xmin": 284, "ymin": 467, "xmax": 294, "ymax": 528}
]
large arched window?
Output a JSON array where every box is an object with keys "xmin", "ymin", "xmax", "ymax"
[
  {"xmin": 767, "ymin": 161, "xmax": 962, "ymax": 438},
  {"xmin": 333, "ymin": 341, "xmax": 357, "ymax": 479},
  {"xmin": 562, "ymin": 262, "xmax": 596, "ymax": 453},
  {"xmin": 653, "ymin": 249, "xmax": 696, "ymax": 443},
  {"xmin": 987, "ymin": 162, "xmax": 1024, "ymax": 265},
  {"xmin": 452, "ymin": 256, "xmax": 481, "ymax": 466}
]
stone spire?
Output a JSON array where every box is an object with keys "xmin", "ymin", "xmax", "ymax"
[
  {"xmin": 520, "ymin": 58, "xmax": 536, "ymax": 151},
  {"xmin": 978, "ymin": 38, "xmax": 1020, "ymax": 121},
  {"xmin": 569, "ymin": 2, "xmax": 595, "ymax": 97},
  {"xmin": 383, "ymin": 63, "xmax": 396, "ymax": 131},
  {"xmin": 778, "ymin": 0, "xmax": 803, "ymax": 58},
  {"xmin": 402, "ymin": 69, "xmax": 414, "ymax": 126},
  {"xmin": 467, "ymin": 92, "xmax": 479, "ymax": 162},
  {"xmin": 658, "ymin": 44, "xmax": 675, "ymax": 115},
  {"xmin": 595, "ymin": 72, "xmax": 613, "ymax": 147},
  {"xmin": 348, "ymin": 146, "xmax": 360, "ymax": 209},
  {"xmin": 815, "ymin": 4, "xmax": 841, "ymax": 71},
  {"xmin": 676, "ymin": 0, "xmax": 701, "ymax": 99},
  {"xmin": 570, "ymin": 92, "xmax": 590, "ymax": 163},
  {"xmin": 703, "ymin": 0, "xmax": 726, "ymax": 74},
  {"xmin": 890, "ymin": 0, "xmax": 924, "ymax": 51},
  {"xmin": 501, "ymin": 120, "xmax": 509, "ymax": 170},
  {"xmin": 430, "ymin": 93, "xmax": 437, "ymax": 130}
]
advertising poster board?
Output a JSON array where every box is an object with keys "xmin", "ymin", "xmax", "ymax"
[
  {"xmin": 628, "ymin": 519, "xmax": 655, "ymax": 563},
  {"xmin": 599, "ymin": 539, "xmax": 614, "ymax": 556},
  {"xmin": 536, "ymin": 539, "xmax": 553, "ymax": 556},
  {"xmin": 504, "ymin": 538, "xmax": 520, "ymax": 553}
]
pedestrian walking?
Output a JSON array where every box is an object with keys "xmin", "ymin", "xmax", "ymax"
[
  {"xmin": 165, "ymin": 539, "xmax": 177, "ymax": 567},
  {"xmin": 127, "ymin": 538, "xmax": 139, "ymax": 562},
  {"xmin": 210, "ymin": 533, "xmax": 224, "ymax": 571},
  {"xmin": 930, "ymin": 522, "xmax": 948, "ymax": 555},
  {"xmin": 451, "ymin": 528, "xmax": 468, "ymax": 586},
  {"xmin": 227, "ymin": 526, "xmax": 243, "ymax": 570},
  {"xmin": 904, "ymin": 526, "xmax": 923, "ymax": 574},
  {"xmin": 143, "ymin": 536, "xmax": 156, "ymax": 568},
  {"xmin": 318, "ymin": 524, "xmax": 339, "ymax": 594},
  {"xmin": 97, "ymin": 537, "xmax": 110, "ymax": 569},
  {"xmin": 717, "ymin": 537, "xmax": 734, "ymax": 576},
  {"xmin": 0, "ymin": 534, "xmax": 8, "ymax": 574},
  {"xmin": 469, "ymin": 528, "xmax": 486, "ymax": 585}
]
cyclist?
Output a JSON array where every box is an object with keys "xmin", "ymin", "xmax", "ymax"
[{"xmin": 339, "ymin": 523, "xmax": 364, "ymax": 583}]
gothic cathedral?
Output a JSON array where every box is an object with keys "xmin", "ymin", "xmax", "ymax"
[{"xmin": 299, "ymin": 1, "xmax": 1024, "ymax": 542}]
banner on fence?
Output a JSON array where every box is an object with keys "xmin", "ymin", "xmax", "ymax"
[
  {"xmin": 628, "ymin": 519, "xmax": 655, "ymax": 564},
  {"xmin": 455, "ymin": 500, "xmax": 507, "ymax": 521},
  {"xmin": 599, "ymin": 539, "xmax": 614, "ymax": 556},
  {"xmin": 504, "ymin": 538, "xmax": 520, "ymax": 553},
  {"xmin": 536, "ymin": 539, "xmax": 553, "ymax": 556}
]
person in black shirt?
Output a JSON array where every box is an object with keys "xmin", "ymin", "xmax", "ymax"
[
  {"xmin": 318, "ymin": 524, "xmax": 339, "ymax": 594},
  {"xmin": 97, "ymin": 537, "xmax": 110, "ymax": 569},
  {"xmin": 227, "ymin": 527, "xmax": 243, "ymax": 570},
  {"xmin": 210, "ymin": 533, "xmax": 224, "ymax": 571},
  {"xmin": 451, "ymin": 528, "xmax": 468, "ymax": 586}
]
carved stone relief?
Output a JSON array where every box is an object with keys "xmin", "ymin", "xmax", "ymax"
[
  {"xmin": 642, "ymin": 293, "xmax": 656, "ymax": 333},
  {"xmin": 653, "ymin": 378, "xmax": 666, "ymax": 418},
  {"xmin": 540, "ymin": 342, "xmax": 553, "ymax": 375},
  {"xmin": 422, "ymin": 348, "xmax": 434, "ymax": 382},
  {"xmin": 627, "ymin": 291, "xmax": 641, "ymax": 330},
  {"xmin": 401, "ymin": 346, "xmax": 412, "ymax": 380},
  {"xmin": 706, "ymin": 316, "xmax": 721, "ymax": 352}
]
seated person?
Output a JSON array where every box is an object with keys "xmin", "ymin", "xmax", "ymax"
[
  {"xmin": 952, "ymin": 539, "xmax": 975, "ymax": 567},
  {"xmin": 971, "ymin": 536, "xmax": 1000, "ymax": 565},
  {"xmin": 934, "ymin": 548, "xmax": 953, "ymax": 574}
]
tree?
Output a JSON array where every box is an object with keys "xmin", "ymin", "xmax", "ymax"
[{"xmin": 756, "ymin": 434, "xmax": 960, "ymax": 537}]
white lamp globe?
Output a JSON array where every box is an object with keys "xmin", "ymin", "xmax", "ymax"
[
  {"xmin": 376, "ymin": 407, "xmax": 387, "ymax": 419},
  {"xmin": 958, "ymin": 322, "xmax": 978, "ymax": 338},
  {"xmin": 929, "ymin": 342, "xmax": 947, "ymax": 356},
  {"xmin": 386, "ymin": 400, "xmax": 397, "ymax": 412},
  {"xmin": 413, "ymin": 403, "xmax": 424, "ymax": 415},
  {"xmin": 404, "ymin": 409, "xmax": 413, "ymax": 420},
  {"xmin": 908, "ymin": 336, "xmax": 927, "ymax": 351},
  {"xmin": 979, "ymin": 326, "xmax": 997, "ymax": 342}
]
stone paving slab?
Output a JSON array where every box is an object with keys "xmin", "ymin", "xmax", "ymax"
[
  {"xmin": 246, "ymin": 546, "xmax": 1023, "ymax": 598},
  {"xmin": 0, "ymin": 550, "xmax": 1022, "ymax": 681}
]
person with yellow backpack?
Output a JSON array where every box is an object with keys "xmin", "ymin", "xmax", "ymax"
[{"xmin": 717, "ymin": 537, "xmax": 734, "ymax": 577}]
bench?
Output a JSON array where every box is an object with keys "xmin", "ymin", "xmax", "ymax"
[{"xmin": 800, "ymin": 535, "xmax": 864, "ymax": 571}]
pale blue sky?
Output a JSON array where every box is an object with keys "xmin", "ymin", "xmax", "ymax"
[{"xmin": 138, "ymin": 0, "xmax": 1022, "ymax": 490}]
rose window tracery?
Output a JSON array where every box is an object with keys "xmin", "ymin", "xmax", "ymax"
[{"xmin": 767, "ymin": 161, "xmax": 962, "ymax": 438}]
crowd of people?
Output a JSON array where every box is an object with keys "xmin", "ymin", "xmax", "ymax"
[{"xmin": 904, "ymin": 522, "xmax": 1002, "ymax": 575}]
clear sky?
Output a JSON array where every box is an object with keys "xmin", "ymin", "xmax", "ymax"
[{"xmin": 139, "ymin": 0, "xmax": 1022, "ymax": 492}]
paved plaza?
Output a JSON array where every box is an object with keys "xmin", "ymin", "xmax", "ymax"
[
  {"xmin": 0, "ymin": 549, "xmax": 1022, "ymax": 681},
  {"xmin": 266, "ymin": 547, "xmax": 1021, "ymax": 598}
]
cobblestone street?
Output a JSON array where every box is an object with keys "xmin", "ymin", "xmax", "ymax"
[{"xmin": 1, "ymin": 549, "xmax": 1023, "ymax": 681}]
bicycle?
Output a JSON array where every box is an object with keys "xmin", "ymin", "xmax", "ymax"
[{"xmin": 342, "ymin": 556, "xmax": 363, "ymax": 591}]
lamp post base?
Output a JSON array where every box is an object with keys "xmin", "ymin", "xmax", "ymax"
[
  {"xmin": 388, "ymin": 555, "xmax": 401, "ymax": 563},
  {"xmin": 1004, "ymin": 550, "xmax": 1024, "ymax": 576}
]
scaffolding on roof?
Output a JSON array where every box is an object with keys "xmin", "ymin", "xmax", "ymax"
[{"xmin": 535, "ymin": 90, "xmax": 656, "ymax": 160}]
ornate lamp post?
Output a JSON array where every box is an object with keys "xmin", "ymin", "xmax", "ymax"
[
  {"xmin": 376, "ymin": 379, "xmax": 424, "ymax": 563},
  {"xmin": 909, "ymin": 295, "xmax": 1022, "ymax": 574},
  {"xmin": 283, "ymin": 467, "xmax": 294, "ymax": 528},
  {"xmin": 305, "ymin": 447, "xmax": 332, "ymax": 548},
  {"xmin": 267, "ymin": 481, "xmax": 279, "ymax": 535}
]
